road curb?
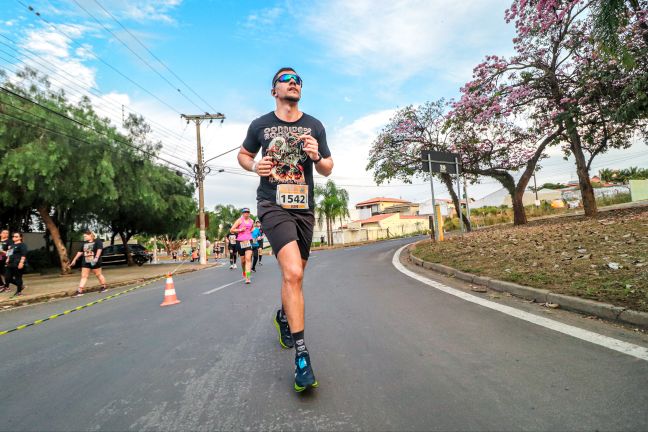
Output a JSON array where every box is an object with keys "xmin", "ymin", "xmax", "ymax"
[
  {"xmin": 0, "ymin": 265, "xmax": 218, "ymax": 310},
  {"xmin": 406, "ymin": 247, "xmax": 648, "ymax": 329}
]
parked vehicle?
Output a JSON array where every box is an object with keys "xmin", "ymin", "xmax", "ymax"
[{"xmin": 99, "ymin": 244, "xmax": 150, "ymax": 267}]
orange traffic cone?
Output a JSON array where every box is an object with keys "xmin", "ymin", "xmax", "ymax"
[{"xmin": 160, "ymin": 273, "xmax": 181, "ymax": 307}]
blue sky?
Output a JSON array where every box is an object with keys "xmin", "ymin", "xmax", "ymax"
[{"xmin": 1, "ymin": 0, "xmax": 646, "ymax": 211}]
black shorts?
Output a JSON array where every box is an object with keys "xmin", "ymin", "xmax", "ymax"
[
  {"xmin": 82, "ymin": 260, "xmax": 102, "ymax": 269},
  {"xmin": 257, "ymin": 200, "xmax": 314, "ymax": 260},
  {"xmin": 236, "ymin": 240, "xmax": 252, "ymax": 256}
]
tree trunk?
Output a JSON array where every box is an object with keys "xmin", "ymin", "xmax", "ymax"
[
  {"xmin": 440, "ymin": 173, "xmax": 472, "ymax": 231},
  {"xmin": 327, "ymin": 218, "xmax": 333, "ymax": 246},
  {"xmin": 110, "ymin": 231, "xmax": 117, "ymax": 246},
  {"xmin": 511, "ymin": 188, "xmax": 527, "ymax": 225},
  {"xmin": 37, "ymin": 206, "xmax": 71, "ymax": 274},
  {"xmin": 119, "ymin": 231, "xmax": 135, "ymax": 266},
  {"xmin": 566, "ymin": 124, "xmax": 597, "ymax": 216}
]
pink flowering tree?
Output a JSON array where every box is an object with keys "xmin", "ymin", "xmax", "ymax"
[
  {"xmin": 366, "ymin": 100, "xmax": 472, "ymax": 230},
  {"xmin": 458, "ymin": 0, "xmax": 647, "ymax": 217},
  {"xmin": 444, "ymin": 103, "xmax": 563, "ymax": 225}
]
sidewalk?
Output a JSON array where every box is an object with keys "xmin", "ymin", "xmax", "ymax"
[{"xmin": 1, "ymin": 260, "xmax": 221, "ymax": 309}]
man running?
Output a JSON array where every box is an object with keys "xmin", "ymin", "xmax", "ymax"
[
  {"xmin": 238, "ymin": 67, "xmax": 333, "ymax": 392},
  {"xmin": 256, "ymin": 221, "xmax": 265, "ymax": 266},
  {"xmin": 251, "ymin": 220, "xmax": 262, "ymax": 272},
  {"xmin": 226, "ymin": 229, "xmax": 237, "ymax": 270}
]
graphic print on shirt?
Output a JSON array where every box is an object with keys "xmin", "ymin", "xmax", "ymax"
[
  {"xmin": 83, "ymin": 242, "xmax": 95, "ymax": 259},
  {"xmin": 264, "ymin": 125, "xmax": 312, "ymax": 185}
]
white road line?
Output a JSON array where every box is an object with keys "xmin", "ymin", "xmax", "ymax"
[
  {"xmin": 203, "ymin": 279, "xmax": 244, "ymax": 295},
  {"xmin": 392, "ymin": 245, "xmax": 648, "ymax": 362}
]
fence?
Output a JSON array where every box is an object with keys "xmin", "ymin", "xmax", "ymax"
[{"xmin": 330, "ymin": 223, "xmax": 428, "ymax": 245}]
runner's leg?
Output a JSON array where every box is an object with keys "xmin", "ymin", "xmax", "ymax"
[
  {"xmin": 252, "ymin": 247, "xmax": 259, "ymax": 271},
  {"xmin": 276, "ymin": 241, "xmax": 305, "ymax": 334},
  {"xmin": 244, "ymin": 249, "xmax": 252, "ymax": 280}
]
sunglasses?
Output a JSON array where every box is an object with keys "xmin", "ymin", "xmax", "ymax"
[{"xmin": 273, "ymin": 73, "xmax": 302, "ymax": 87}]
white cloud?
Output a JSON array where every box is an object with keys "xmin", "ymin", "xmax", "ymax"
[
  {"xmin": 19, "ymin": 25, "xmax": 98, "ymax": 93},
  {"xmin": 244, "ymin": 7, "xmax": 283, "ymax": 28},
  {"xmin": 42, "ymin": 0, "xmax": 184, "ymax": 25},
  {"xmin": 299, "ymin": 0, "xmax": 513, "ymax": 83}
]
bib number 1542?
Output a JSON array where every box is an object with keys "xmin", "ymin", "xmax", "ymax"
[{"xmin": 276, "ymin": 184, "xmax": 309, "ymax": 210}]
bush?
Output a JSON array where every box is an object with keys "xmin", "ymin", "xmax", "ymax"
[{"xmin": 596, "ymin": 193, "xmax": 632, "ymax": 207}]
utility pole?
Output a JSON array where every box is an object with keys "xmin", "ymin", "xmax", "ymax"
[{"xmin": 181, "ymin": 113, "xmax": 226, "ymax": 265}]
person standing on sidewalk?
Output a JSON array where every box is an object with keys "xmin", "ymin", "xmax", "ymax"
[
  {"xmin": 237, "ymin": 67, "xmax": 333, "ymax": 392},
  {"xmin": 69, "ymin": 231, "xmax": 107, "ymax": 297},
  {"xmin": 231, "ymin": 208, "xmax": 254, "ymax": 284},
  {"xmin": 0, "ymin": 229, "xmax": 11, "ymax": 288},
  {"xmin": 1, "ymin": 232, "xmax": 28, "ymax": 297}
]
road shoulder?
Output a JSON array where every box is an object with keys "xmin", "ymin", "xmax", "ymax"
[{"xmin": 398, "ymin": 243, "xmax": 648, "ymax": 349}]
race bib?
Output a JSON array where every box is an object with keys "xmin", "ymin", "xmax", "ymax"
[
  {"xmin": 276, "ymin": 184, "xmax": 309, "ymax": 210},
  {"xmin": 239, "ymin": 240, "xmax": 251, "ymax": 249}
]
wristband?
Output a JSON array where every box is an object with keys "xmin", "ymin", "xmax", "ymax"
[
  {"xmin": 252, "ymin": 161, "xmax": 258, "ymax": 173},
  {"xmin": 312, "ymin": 152, "xmax": 323, "ymax": 164}
]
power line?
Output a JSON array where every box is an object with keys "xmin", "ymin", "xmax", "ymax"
[
  {"xmin": 16, "ymin": 0, "xmax": 184, "ymax": 115},
  {"xmin": 0, "ymin": 86, "xmax": 193, "ymax": 173},
  {"xmin": 0, "ymin": 49, "xmax": 196, "ymax": 160},
  {"xmin": 91, "ymin": 0, "xmax": 221, "ymax": 114},
  {"xmin": 68, "ymin": 0, "xmax": 207, "ymax": 113},
  {"xmin": 0, "ymin": 109, "xmax": 189, "ymax": 174}
]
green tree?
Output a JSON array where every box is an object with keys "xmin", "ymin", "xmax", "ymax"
[
  {"xmin": 0, "ymin": 68, "xmax": 119, "ymax": 272},
  {"xmin": 314, "ymin": 180, "xmax": 350, "ymax": 245}
]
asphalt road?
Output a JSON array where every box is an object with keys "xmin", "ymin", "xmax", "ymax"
[{"xmin": 1, "ymin": 238, "xmax": 647, "ymax": 431}]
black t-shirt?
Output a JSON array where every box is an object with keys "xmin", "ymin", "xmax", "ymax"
[
  {"xmin": 7, "ymin": 242, "xmax": 27, "ymax": 267},
  {"xmin": 82, "ymin": 239, "xmax": 103, "ymax": 264},
  {"xmin": 227, "ymin": 234, "xmax": 237, "ymax": 247},
  {"xmin": 242, "ymin": 111, "xmax": 331, "ymax": 211},
  {"xmin": 0, "ymin": 239, "xmax": 11, "ymax": 264}
]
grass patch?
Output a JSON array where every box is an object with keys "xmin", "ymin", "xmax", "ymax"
[{"xmin": 413, "ymin": 206, "xmax": 648, "ymax": 312}]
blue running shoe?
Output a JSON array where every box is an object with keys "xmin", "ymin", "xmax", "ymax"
[
  {"xmin": 294, "ymin": 352, "xmax": 319, "ymax": 392},
  {"xmin": 274, "ymin": 310, "xmax": 294, "ymax": 349}
]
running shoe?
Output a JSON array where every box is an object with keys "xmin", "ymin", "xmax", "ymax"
[
  {"xmin": 294, "ymin": 352, "xmax": 319, "ymax": 392},
  {"xmin": 273, "ymin": 310, "xmax": 294, "ymax": 349},
  {"xmin": 99, "ymin": 287, "xmax": 108, "ymax": 293},
  {"xmin": 10, "ymin": 291, "xmax": 23, "ymax": 298},
  {"xmin": 72, "ymin": 291, "xmax": 84, "ymax": 297},
  {"xmin": 229, "ymin": 264, "xmax": 233, "ymax": 269},
  {"xmin": 245, "ymin": 278, "xmax": 251, "ymax": 284},
  {"xmin": 233, "ymin": 264, "xmax": 237, "ymax": 269}
]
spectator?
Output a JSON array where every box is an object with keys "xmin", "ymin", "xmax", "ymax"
[
  {"xmin": 0, "ymin": 229, "xmax": 10, "ymax": 289},
  {"xmin": 1, "ymin": 232, "xmax": 28, "ymax": 297}
]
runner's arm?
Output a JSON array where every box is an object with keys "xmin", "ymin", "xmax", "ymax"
[
  {"xmin": 238, "ymin": 146, "xmax": 272, "ymax": 176},
  {"xmin": 314, "ymin": 156, "xmax": 333, "ymax": 177},
  {"xmin": 230, "ymin": 219, "xmax": 242, "ymax": 234}
]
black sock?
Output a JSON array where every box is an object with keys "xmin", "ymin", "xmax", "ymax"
[{"xmin": 292, "ymin": 330, "xmax": 308, "ymax": 356}]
